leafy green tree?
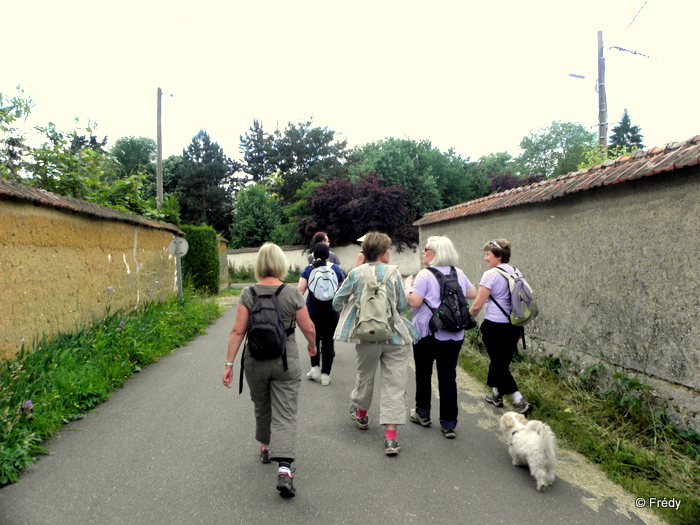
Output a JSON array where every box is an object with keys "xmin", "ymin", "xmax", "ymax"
[
  {"xmin": 111, "ymin": 136, "xmax": 157, "ymax": 178},
  {"xmin": 0, "ymin": 87, "xmax": 34, "ymax": 181},
  {"xmin": 229, "ymin": 184, "xmax": 281, "ymax": 248},
  {"xmin": 350, "ymin": 138, "xmax": 442, "ymax": 217},
  {"xmin": 516, "ymin": 121, "xmax": 596, "ymax": 178},
  {"xmin": 609, "ymin": 109, "xmax": 644, "ymax": 151},
  {"xmin": 175, "ymin": 130, "xmax": 236, "ymax": 235},
  {"xmin": 237, "ymin": 118, "xmax": 350, "ymax": 194}
]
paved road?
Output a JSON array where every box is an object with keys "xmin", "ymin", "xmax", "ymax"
[{"xmin": 0, "ymin": 304, "xmax": 665, "ymax": 525}]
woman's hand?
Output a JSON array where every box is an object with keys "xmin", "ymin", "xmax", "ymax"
[
  {"xmin": 307, "ymin": 342, "xmax": 317, "ymax": 357},
  {"xmin": 222, "ymin": 365, "xmax": 234, "ymax": 388}
]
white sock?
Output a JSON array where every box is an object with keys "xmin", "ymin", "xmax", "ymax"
[
  {"xmin": 278, "ymin": 466, "xmax": 292, "ymax": 476},
  {"xmin": 492, "ymin": 388, "xmax": 500, "ymax": 397},
  {"xmin": 512, "ymin": 392, "xmax": 523, "ymax": 403}
]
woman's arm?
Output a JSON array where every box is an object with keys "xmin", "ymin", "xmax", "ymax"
[
  {"xmin": 295, "ymin": 305, "xmax": 317, "ymax": 356},
  {"xmin": 222, "ymin": 302, "xmax": 249, "ymax": 388},
  {"xmin": 469, "ymin": 285, "xmax": 491, "ymax": 316},
  {"xmin": 298, "ymin": 277, "xmax": 308, "ymax": 295},
  {"xmin": 465, "ymin": 284, "xmax": 477, "ymax": 301},
  {"xmin": 332, "ymin": 270, "xmax": 355, "ymax": 311}
]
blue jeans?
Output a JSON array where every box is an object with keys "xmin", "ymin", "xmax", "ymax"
[{"xmin": 412, "ymin": 335, "xmax": 462, "ymax": 430}]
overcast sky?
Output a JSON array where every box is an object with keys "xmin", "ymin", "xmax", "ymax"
[{"xmin": 4, "ymin": 0, "xmax": 698, "ymax": 163}]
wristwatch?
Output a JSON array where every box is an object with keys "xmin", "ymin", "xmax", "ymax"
[{"xmin": 224, "ymin": 361, "xmax": 234, "ymax": 367}]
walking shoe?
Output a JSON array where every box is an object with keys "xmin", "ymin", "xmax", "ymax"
[
  {"xmin": 321, "ymin": 373, "xmax": 330, "ymax": 386},
  {"xmin": 260, "ymin": 444, "xmax": 271, "ymax": 464},
  {"xmin": 409, "ymin": 408, "xmax": 431, "ymax": 427},
  {"xmin": 485, "ymin": 392, "xmax": 504, "ymax": 408},
  {"xmin": 276, "ymin": 468, "xmax": 296, "ymax": 498},
  {"xmin": 384, "ymin": 439, "xmax": 401, "ymax": 456},
  {"xmin": 349, "ymin": 403, "xmax": 369, "ymax": 430},
  {"xmin": 441, "ymin": 427, "xmax": 456, "ymax": 439},
  {"xmin": 513, "ymin": 399, "xmax": 533, "ymax": 416},
  {"xmin": 306, "ymin": 366, "xmax": 321, "ymax": 380}
]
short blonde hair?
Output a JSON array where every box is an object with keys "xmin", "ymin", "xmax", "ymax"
[
  {"xmin": 255, "ymin": 243, "xmax": 288, "ymax": 281},
  {"xmin": 425, "ymin": 236, "xmax": 459, "ymax": 267}
]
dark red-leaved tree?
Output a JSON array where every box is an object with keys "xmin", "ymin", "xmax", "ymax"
[{"xmin": 298, "ymin": 173, "xmax": 418, "ymax": 250}]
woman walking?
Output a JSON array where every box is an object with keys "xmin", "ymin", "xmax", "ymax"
[
  {"xmin": 405, "ymin": 236, "xmax": 476, "ymax": 438},
  {"xmin": 298, "ymin": 242, "xmax": 345, "ymax": 386},
  {"xmin": 222, "ymin": 243, "xmax": 317, "ymax": 497},
  {"xmin": 469, "ymin": 238, "xmax": 533, "ymax": 415},
  {"xmin": 333, "ymin": 232, "xmax": 418, "ymax": 456}
]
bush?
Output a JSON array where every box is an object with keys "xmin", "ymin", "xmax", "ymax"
[{"xmin": 181, "ymin": 225, "xmax": 219, "ymax": 295}]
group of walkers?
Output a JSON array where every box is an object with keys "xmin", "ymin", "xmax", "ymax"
[{"xmin": 222, "ymin": 231, "xmax": 533, "ymax": 498}]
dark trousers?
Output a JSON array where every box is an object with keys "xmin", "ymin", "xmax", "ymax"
[
  {"xmin": 480, "ymin": 319, "xmax": 521, "ymax": 396},
  {"xmin": 309, "ymin": 309, "xmax": 339, "ymax": 375},
  {"xmin": 412, "ymin": 335, "xmax": 463, "ymax": 429}
]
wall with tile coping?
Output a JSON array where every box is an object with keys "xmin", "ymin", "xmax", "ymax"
[{"xmin": 418, "ymin": 168, "xmax": 700, "ymax": 430}]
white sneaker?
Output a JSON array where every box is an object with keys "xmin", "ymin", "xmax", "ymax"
[
  {"xmin": 306, "ymin": 366, "xmax": 321, "ymax": 380},
  {"xmin": 321, "ymin": 374, "xmax": 330, "ymax": 386}
]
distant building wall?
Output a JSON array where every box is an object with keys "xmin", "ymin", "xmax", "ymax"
[
  {"xmin": 0, "ymin": 198, "xmax": 179, "ymax": 359},
  {"xmin": 227, "ymin": 243, "xmax": 421, "ymax": 278}
]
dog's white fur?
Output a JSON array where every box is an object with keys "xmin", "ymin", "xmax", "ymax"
[{"xmin": 500, "ymin": 411, "xmax": 557, "ymax": 491}]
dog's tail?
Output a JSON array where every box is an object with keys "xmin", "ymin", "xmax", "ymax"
[{"xmin": 530, "ymin": 420, "xmax": 557, "ymax": 489}]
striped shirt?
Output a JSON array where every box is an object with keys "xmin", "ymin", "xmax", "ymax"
[{"xmin": 332, "ymin": 263, "xmax": 418, "ymax": 344}]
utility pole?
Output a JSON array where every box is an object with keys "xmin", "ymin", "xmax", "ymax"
[
  {"xmin": 597, "ymin": 31, "xmax": 608, "ymax": 157},
  {"xmin": 156, "ymin": 87, "xmax": 163, "ymax": 210}
]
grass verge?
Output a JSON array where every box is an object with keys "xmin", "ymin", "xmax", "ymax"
[
  {"xmin": 458, "ymin": 329, "xmax": 700, "ymax": 525},
  {"xmin": 0, "ymin": 292, "xmax": 221, "ymax": 485}
]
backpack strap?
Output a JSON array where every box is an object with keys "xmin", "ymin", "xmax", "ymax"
[
  {"xmin": 489, "ymin": 269, "xmax": 527, "ymax": 350},
  {"xmin": 425, "ymin": 266, "xmax": 449, "ymax": 311},
  {"xmin": 273, "ymin": 284, "xmax": 290, "ymax": 372}
]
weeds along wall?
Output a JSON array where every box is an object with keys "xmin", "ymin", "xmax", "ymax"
[
  {"xmin": 0, "ymin": 198, "xmax": 180, "ymax": 360},
  {"xmin": 418, "ymin": 168, "xmax": 700, "ymax": 430}
]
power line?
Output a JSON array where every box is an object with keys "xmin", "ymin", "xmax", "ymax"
[{"xmin": 626, "ymin": 0, "xmax": 648, "ymax": 30}]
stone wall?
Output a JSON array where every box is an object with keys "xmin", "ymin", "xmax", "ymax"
[
  {"xmin": 418, "ymin": 169, "xmax": 700, "ymax": 429},
  {"xmin": 227, "ymin": 243, "xmax": 421, "ymax": 278},
  {"xmin": 0, "ymin": 199, "xmax": 179, "ymax": 359}
]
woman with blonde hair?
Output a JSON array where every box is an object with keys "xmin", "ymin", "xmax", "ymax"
[
  {"xmin": 333, "ymin": 232, "xmax": 418, "ymax": 456},
  {"xmin": 222, "ymin": 243, "xmax": 317, "ymax": 497},
  {"xmin": 405, "ymin": 236, "xmax": 476, "ymax": 439}
]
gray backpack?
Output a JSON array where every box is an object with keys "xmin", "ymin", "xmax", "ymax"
[
  {"xmin": 355, "ymin": 265, "xmax": 397, "ymax": 342},
  {"xmin": 491, "ymin": 267, "xmax": 538, "ymax": 326}
]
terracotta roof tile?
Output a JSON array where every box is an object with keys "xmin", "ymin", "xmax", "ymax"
[
  {"xmin": 0, "ymin": 178, "xmax": 182, "ymax": 234},
  {"xmin": 414, "ymin": 135, "xmax": 700, "ymax": 227}
]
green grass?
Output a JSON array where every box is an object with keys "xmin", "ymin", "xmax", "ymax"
[
  {"xmin": 0, "ymin": 292, "xmax": 220, "ymax": 485},
  {"xmin": 459, "ymin": 330, "xmax": 700, "ymax": 525}
]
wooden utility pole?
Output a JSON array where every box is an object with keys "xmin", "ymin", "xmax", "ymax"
[
  {"xmin": 597, "ymin": 31, "xmax": 608, "ymax": 157},
  {"xmin": 156, "ymin": 87, "xmax": 163, "ymax": 210}
]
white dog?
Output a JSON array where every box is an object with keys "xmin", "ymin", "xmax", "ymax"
[{"xmin": 499, "ymin": 411, "xmax": 557, "ymax": 491}]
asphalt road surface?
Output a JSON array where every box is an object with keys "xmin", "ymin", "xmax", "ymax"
[{"xmin": 0, "ymin": 303, "xmax": 666, "ymax": 525}]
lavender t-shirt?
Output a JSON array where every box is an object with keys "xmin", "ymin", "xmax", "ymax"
[
  {"xmin": 480, "ymin": 264, "xmax": 521, "ymax": 323},
  {"xmin": 410, "ymin": 266, "xmax": 473, "ymax": 341}
]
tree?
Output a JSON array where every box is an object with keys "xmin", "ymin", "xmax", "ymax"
[
  {"xmin": 111, "ymin": 136, "xmax": 157, "ymax": 178},
  {"xmin": 238, "ymin": 119, "xmax": 271, "ymax": 183},
  {"xmin": 298, "ymin": 173, "xmax": 417, "ymax": 250},
  {"xmin": 175, "ymin": 130, "xmax": 237, "ymax": 235},
  {"xmin": 0, "ymin": 87, "xmax": 34, "ymax": 181},
  {"xmin": 229, "ymin": 184, "xmax": 281, "ymax": 249},
  {"xmin": 609, "ymin": 109, "xmax": 644, "ymax": 151},
  {"xmin": 239, "ymin": 120, "xmax": 347, "ymax": 206},
  {"xmin": 516, "ymin": 121, "xmax": 596, "ymax": 178},
  {"xmin": 350, "ymin": 138, "xmax": 442, "ymax": 217}
]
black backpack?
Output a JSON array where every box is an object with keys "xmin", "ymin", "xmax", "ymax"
[
  {"xmin": 239, "ymin": 285, "xmax": 296, "ymax": 393},
  {"xmin": 426, "ymin": 267, "xmax": 477, "ymax": 333}
]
